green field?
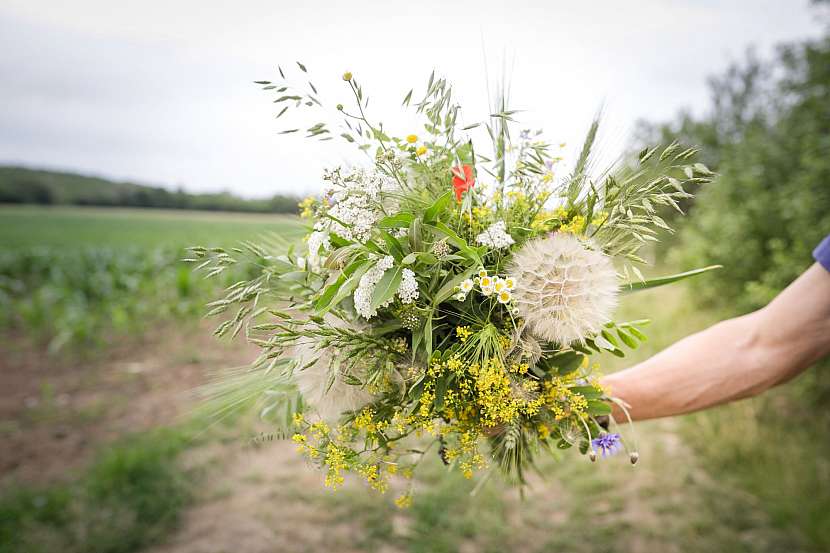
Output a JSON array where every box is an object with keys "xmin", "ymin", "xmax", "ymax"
[
  {"xmin": 0, "ymin": 205, "xmax": 304, "ymax": 249},
  {"xmin": 0, "ymin": 206, "xmax": 304, "ymax": 351}
]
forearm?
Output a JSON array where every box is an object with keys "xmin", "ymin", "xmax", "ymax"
[
  {"xmin": 602, "ymin": 263, "xmax": 830, "ymax": 422},
  {"xmin": 602, "ymin": 315, "xmax": 767, "ymax": 421}
]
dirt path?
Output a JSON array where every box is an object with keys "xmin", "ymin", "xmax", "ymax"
[
  {"xmin": 147, "ymin": 440, "xmax": 383, "ymax": 553},
  {"xmin": 0, "ymin": 323, "xmax": 258, "ymax": 485}
]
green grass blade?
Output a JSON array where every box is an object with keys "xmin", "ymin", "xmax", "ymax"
[{"xmin": 619, "ymin": 265, "xmax": 722, "ymax": 294}]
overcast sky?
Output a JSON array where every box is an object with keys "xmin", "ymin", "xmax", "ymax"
[{"xmin": 0, "ymin": 1, "xmax": 825, "ymax": 198}]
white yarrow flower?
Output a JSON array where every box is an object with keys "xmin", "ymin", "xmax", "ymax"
[
  {"xmin": 316, "ymin": 167, "xmax": 396, "ymax": 243},
  {"xmin": 476, "ymin": 220, "xmax": 515, "ymax": 249},
  {"xmin": 507, "ymin": 233, "xmax": 617, "ymax": 345},
  {"xmin": 397, "ymin": 268, "xmax": 419, "ymax": 304},
  {"xmin": 307, "ymin": 230, "xmax": 331, "ymax": 270},
  {"xmin": 353, "ymin": 255, "xmax": 395, "ymax": 319}
]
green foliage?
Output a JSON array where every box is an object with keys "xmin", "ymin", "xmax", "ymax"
[
  {"xmin": 0, "ymin": 166, "xmax": 301, "ymax": 214},
  {"xmin": 640, "ymin": 35, "xmax": 830, "ymax": 312},
  {"xmin": 0, "ymin": 206, "xmax": 303, "ymax": 351},
  {"xmin": 0, "ymin": 247, "xmax": 205, "ymax": 350},
  {"xmin": 0, "ymin": 428, "xmax": 192, "ymax": 553}
]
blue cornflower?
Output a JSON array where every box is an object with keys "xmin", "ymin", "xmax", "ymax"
[{"xmin": 591, "ymin": 433, "xmax": 622, "ymax": 458}]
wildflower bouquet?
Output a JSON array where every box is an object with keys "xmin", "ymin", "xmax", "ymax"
[{"xmin": 189, "ymin": 64, "xmax": 717, "ymax": 497}]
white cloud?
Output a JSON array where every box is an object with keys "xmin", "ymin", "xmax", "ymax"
[{"xmin": 0, "ymin": 0, "xmax": 824, "ymax": 197}]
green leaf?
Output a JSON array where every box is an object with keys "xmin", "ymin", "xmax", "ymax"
[
  {"xmin": 401, "ymin": 253, "xmax": 418, "ymax": 265},
  {"xmin": 435, "ymin": 267, "xmax": 478, "ymax": 303},
  {"xmin": 424, "ymin": 191, "xmax": 453, "ymax": 223},
  {"xmin": 424, "ymin": 314, "xmax": 433, "ymax": 357},
  {"xmin": 600, "ymin": 329, "xmax": 620, "ymax": 348},
  {"xmin": 379, "ymin": 230, "xmax": 406, "ymax": 261},
  {"xmin": 416, "ymin": 252, "xmax": 439, "ymax": 265},
  {"xmin": 620, "ymin": 265, "xmax": 722, "ymax": 294},
  {"xmin": 409, "ymin": 217, "xmax": 422, "ymax": 253},
  {"xmin": 434, "ymin": 375, "xmax": 449, "ymax": 411},
  {"xmin": 426, "ymin": 222, "xmax": 482, "ymax": 266},
  {"xmin": 363, "ymin": 240, "xmax": 383, "ymax": 254},
  {"xmin": 627, "ymin": 325, "xmax": 648, "ymax": 342},
  {"xmin": 547, "ymin": 350, "xmax": 586, "ymax": 376},
  {"xmin": 318, "ymin": 261, "xmax": 371, "ymax": 315},
  {"xmin": 370, "ymin": 266, "xmax": 402, "ymax": 310},
  {"xmin": 378, "ymin": 213, "xmax": 415, "ymax": 228},
  {"xmin": 314, "ymin": 273, "xmax": 347, "ymax": 312},
  {"xmin": 569, "ymin": 386, "xmax": 602, "ymax": 399},
  {"xmin": 616, "ymin": 327, "xmax": 638, "ymax": 349},
  {"xmin": 587, "ymin": 400, "xmax": 612, "ymax": 416}
]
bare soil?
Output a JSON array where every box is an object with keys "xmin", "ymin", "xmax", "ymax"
[{"xmin": 0, "ymin": 323, "xmax": 258, "ymax": 485}]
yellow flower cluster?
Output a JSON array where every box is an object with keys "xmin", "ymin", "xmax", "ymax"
[
  {"xmin": 324, "ymin": 442, "xmax": 348, "ymax": 489},
  {"xmin": 292, "ymin": 432, "xmax": 308, "ymax": 453},
  {"xmin": 456, "ymin": 325, "xmax": 473, "ymax": 343},
  {"xmin": 461, "ymin": 205, "xmax": 491, "ymax": 229},
  {"xmin": 394, "ymin": 492, "xmax": 413, "ymax": 509},
  {"xmin": 543, "ymin": 375, "xmax": 592, "ymax": 421},
  {"xmin": 470, "ymin": 359, "xmax": 522, "ymax": 426},
  {"xmin": 353, "ymin": 407, "xmax": 384, "ymax": 435},
  {"xmin": 356, "ymin": 463, "xmax": 388, "ymax": 492},
  {"xmin": 530, "ymin": 206, "xmax": 607, "ymax": 235},
  {"xmin": 509, "ymin": 361, "xmax": 529, "ymax": 375},
  {"xmin": 556, "ymin": 207, "xmax": 609, "ymax": 235},
  {"xmin": 298, "ymin": 196, "xmax": 316, "ymax": 219}
]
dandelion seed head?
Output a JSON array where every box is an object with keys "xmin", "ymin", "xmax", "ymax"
[
  {"xmin": 291, "ymin": 321, "xmax": 373, "ymax": 423},
  {"xmin": 508, "ymin": 233, "xmax": 617, "ymax": 345}
]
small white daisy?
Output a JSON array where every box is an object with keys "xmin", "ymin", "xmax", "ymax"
[
  {"xmin": 460, "ymin": 279, "xmax": 474, "ymax": 293},
  {"xmin": 494, "ymin": 278, "xmax": 506, "ymax": 293},
  {"xmin": 497, "ymin": 290, "xmax": 512, "ymax": 304}
]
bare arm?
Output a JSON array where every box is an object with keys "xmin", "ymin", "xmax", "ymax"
[{"xmin": 602, "ymin": 263, "xmax": 830, "ymax": 422}]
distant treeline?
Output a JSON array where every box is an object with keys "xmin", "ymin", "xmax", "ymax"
[{"xmin": 0, "ymin": 166, "xmax": 301, "ymax": 213}]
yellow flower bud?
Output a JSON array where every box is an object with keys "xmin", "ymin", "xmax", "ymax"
[
  {"xmin": 406, "ymin": 134, "xmax": 418, "ymax": 144},
  {"xmin": 416, "ymin": 145, "xmax": 427, "ymax": 156},
  {"xmin": 342, "ymin": 72, "xmax": 352, "ymax": 81}
]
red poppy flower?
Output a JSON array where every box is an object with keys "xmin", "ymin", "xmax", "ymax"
[{"xmin": 451, "ymin": 164, "xmax": 475, "ymax": 201}]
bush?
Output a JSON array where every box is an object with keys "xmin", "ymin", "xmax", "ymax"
[{"xmin": 673, "ymin": 36, "xmax": 830, "ymax": 312}]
